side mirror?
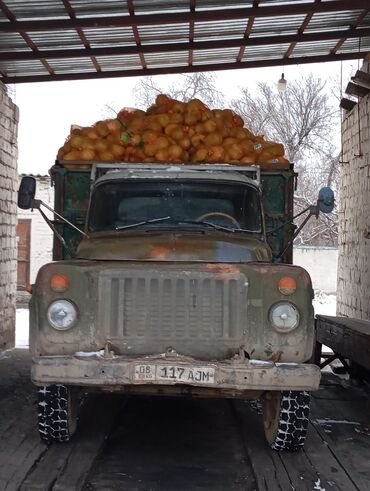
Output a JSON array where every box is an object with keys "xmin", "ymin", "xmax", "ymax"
[
  {"xmin": 18, "ymin": 176, "xmax": 36, "ymax": 210},
  {"xmin": 317, "ymin": 187, "xmax": 335, "ymax": 214}
]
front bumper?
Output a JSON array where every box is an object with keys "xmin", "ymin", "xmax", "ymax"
[{"xmin": 32, "ymin": 352, "xmax": 321, "ymax": 392}]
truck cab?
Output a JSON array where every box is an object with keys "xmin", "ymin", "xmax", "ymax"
[{"xmin": 22, "ymin": 162, "xmax": 320, "ymax": 450}]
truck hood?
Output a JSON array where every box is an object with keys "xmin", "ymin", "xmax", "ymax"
[{"xmin": 75, "ymin": 232, "xmax": 272, "ymax": 262}]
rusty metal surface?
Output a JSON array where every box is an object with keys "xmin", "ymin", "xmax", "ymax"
[
  {"xmin": 31, "ymin": 352, "xmax": 321, "ymax": 391},
  {"xmin": 30, "ymin": 260, "xmax": 314, "ymax": 363},
  {"xmin": 0, "ymin": 1, "xmax": 369, "ymax": 83},
  {"xmin": 50, "ymin": 164, "xmax": 295, "ymax": 261}
]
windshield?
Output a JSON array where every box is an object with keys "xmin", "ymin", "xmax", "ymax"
[{"xmin": 88, "ymin": 180, "xmax": 262, "ymax": 233}]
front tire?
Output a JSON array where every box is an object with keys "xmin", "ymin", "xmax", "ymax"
[
  {"xmin": 38, "ymin": 384, "xmax": 79, "ymax": 442},
  {"xmin": 262, "ymin": 390, "xmax": 310, "ymax": 451}
]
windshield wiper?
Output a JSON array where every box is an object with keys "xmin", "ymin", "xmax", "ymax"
[
  {"xmin": 115, "ymin": 216, "xmax": 171, "ymax": 230},
  {"xmin": 176, "ymin": 220, "xmax": 259, "ymax": 234},
  {"xmin": 174, "ymin": 220, "xmax": 235, "ymax": 233}
]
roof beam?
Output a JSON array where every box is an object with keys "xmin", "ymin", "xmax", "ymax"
[
  {"xmin": 237, "ymin": 0, "xmax": 260, "ymax": 63},
  {"xmin": 61, "ymin": 0, "xmax": 102, "ymax": 73},
  {"xmin": 1, "ymin": 27, "xmax": 369, "ymax": 61},
  {"xmin": 127, "ymin": 0, "xmax": 147, "ymax": 69},
  {"xmin": 0, "ymin": 0, "xmax": 54, "ymax": 75},
  {"xmin": 0, "ymin": 0, "xmax": 368, "ymax": 32},
  {"xmin": 188, "ymin": 0, "xmax": 196, "ymax": 66},
  {"xmin": 331, "ymin": 8, "xmax": 369, "ymax": 54},
  {"xmin": 284, "ymin": 0, "xmax": 319, "ymax": 59},
  {"xmin": 2, "ymin": 51, "xmax": 366, "ymax": 85}
]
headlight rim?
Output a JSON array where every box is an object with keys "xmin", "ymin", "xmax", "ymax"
[
  {"xmin": 46, "ymin": 298, "xmax": 78, "ymax": 331},
  {"xmin": 268, "ymin": 301, "xmax": 300, "ymax": 333}
]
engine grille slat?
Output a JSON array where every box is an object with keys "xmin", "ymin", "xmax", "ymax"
[{"xmin": 98, "ymin": 269, "xmax": 248, "ymax": 357}]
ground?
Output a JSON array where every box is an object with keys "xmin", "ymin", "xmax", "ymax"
[
  {"xmin": 0, "ymin": 349, "xmax": 369, "ymax": 490},
  {"xmin": 5, "ymin": 293, "xmax": 369, "ymax": 490}
]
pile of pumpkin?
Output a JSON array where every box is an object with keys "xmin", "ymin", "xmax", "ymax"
[{"xmin": 57, "ymin": 94, "xmax": 288, "ymax": 165}]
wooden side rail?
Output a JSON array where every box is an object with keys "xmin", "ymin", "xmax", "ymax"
[{"xmin": 314, "ymin": 315, "xmax": 370, "ymax": 378}]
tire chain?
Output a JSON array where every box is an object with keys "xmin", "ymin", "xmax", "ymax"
[
  {"xmin": 38, "ymin": 384, "xmax": 71, "ymax": 442},
  {"xmin": 271, "ymin": 390, "xmax": 310, "ymax": 451}
]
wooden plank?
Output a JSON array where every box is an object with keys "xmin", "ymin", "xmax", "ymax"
[
  {"xmin": 86, "ymin": 396, "xmax": 255, "ymax": 490},
  {"xmin": 0, "ymin": 351, "xmax": 46, "ymax": 491},
  {"xmin": 51, "ymin": 395, "xmax": 123, "ymax": 491},
  {"xmin": 351, "ymin": 69, "xmax": 370, "ymax": 89},
  {"xmin": 232, "ymin": 400, "xmax": 292, "ymax": 491},
  {"xmin": 340, "ymin": 97, "xmax": 357, "ymax": 112},
  {"xmin": 311, "ymin": 397, "xmax": 370, "ymax": 491},
  {"xmin": 276, "ymin": 395, "xmax": 345, "ymax": 491},
  {"xmin": 316, "ymin": 316, "xmax": 370, "ymax": 336},
  {"xmin": 0, "ymin": 421, "xmax": 47, "ymax": 491},
  {"xmin": 345, "ymin": 81, "xmax": 370, "ymax": 98},
  {"xmin": 21, "ymin": 442, "xmax": 75, "ymax": 491},
  {"xmin": 315, "ymin": 317, "xmax": 370, "ymax": 370},
  {"xmin": 302, "ymin": 422, "xmax": 358, "ymax": 491}
]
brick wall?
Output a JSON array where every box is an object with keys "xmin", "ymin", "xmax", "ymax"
[
  {"xmin": 18, "ymin": 176, "xmax": 54, "ymax": 282},
  {"xmin": 0, "ymin": 82, "xmax": 19, "ymax": 349},
  {"xmin": 337, "ymin": 72, "xmax": 370, "ymax": 319}
]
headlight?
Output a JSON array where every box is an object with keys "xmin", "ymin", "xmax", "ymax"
[
  {"xmin": 47, "ymin": 300, "xmax": 77, "ymax": 330},
  {"xmin": 269, "ymin": 302, "xmax": 300, "ymax": 332}
]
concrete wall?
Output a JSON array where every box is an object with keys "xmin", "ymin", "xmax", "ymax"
[
  {"xmin": 293, "ymin": 246, "xmax": 338, "ymax": 293},
  {"xmin": 0, "ymin": 82, "xmax": 18, "ymax": 349},
  {"xmin": 18, "ymin": 176, "xmax": 54, "ymax": 283},
  {"xmin": 337, "ymin": 65, "xmax": 370, "ymax": 319}
]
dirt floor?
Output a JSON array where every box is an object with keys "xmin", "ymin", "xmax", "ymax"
[{"xmin": 0, "ymin": 349, "xmax": 369, "ymax": 491}]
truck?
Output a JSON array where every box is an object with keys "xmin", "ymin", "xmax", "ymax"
[{"xmin": 18, "ymin": 159, "xmax": 327, "ymax": 451}]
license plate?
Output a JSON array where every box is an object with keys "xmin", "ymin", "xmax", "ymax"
[{"xmin": 134, "ymin": 364, "xmax": 215, "ymax": 385}]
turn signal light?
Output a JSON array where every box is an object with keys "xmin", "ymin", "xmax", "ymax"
[
  {"xmin": 50, "ymin": 274, "xmax": 69, "ymax": 292},
  {"xmin": 278, "ymin": 276, "xmax": 297, "ymax": 295}
]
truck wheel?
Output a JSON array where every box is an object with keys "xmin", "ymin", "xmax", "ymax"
[
  {"xmin": 38, "ymin": 384, "xmax": 79, "ymax": 442},
  {"xmin": 262, "ymin": 390, "xmax": 310, "ymax": 451}
]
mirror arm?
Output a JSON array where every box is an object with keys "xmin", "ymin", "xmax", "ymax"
[
  {"xmin": 31, "ymin": 199, "xmax": 89, "ymax": 238},
  {"xmin": 275, "ymin": 204, "xmax": 319, "ymax": 260},
  {"xmin": 266, "ymin": 205, "xmax": 311, "ymax": 236},
  {"xmin": 36, "ymin": 206, "xmax": 74, "ymax": 257}
]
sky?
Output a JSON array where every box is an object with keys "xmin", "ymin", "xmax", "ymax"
[{"xmin": 12, "ymin": 59, "xmax": 358, "ymax": 175}]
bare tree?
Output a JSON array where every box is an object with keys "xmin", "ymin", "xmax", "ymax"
[
  {"xmin": 231, "ymin": 74, "xmax": 340, "ymax": 246},
  {"xmin": 133, "ymin": 72, "xmax": 225, "ymax": 108},
  {"xmin": 231, "ymin": 74, "xmax": 337, "ymax": 163}
]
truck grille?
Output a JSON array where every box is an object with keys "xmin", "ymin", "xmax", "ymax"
[{"xmin": 97, "ymin": 269, "xmax": 248, "ymax": 358}]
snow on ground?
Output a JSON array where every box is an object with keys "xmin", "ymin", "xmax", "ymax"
[
  {"xmin": 15, "ymin": 290, "xmax": 337, "ymax": 349},
  {"xmin": 16, "ymin": 309, "xmax": 29, "ymax": 348},
  {"xmin": 313, "ymin": 290, "xmax": 337, "ymax": 316}
]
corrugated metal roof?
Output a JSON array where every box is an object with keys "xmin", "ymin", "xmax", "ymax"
[{"xmin": 0, "ymin": 0, "xmax": 368, "ymax": 83}]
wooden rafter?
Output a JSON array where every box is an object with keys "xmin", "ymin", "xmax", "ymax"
[
  {"xmin": 127, "ymin": 0, "xmax": 146, "ymax": 70},
  {"xmin": 188, "ymin": 0, "xmax": 196, "ymax": 66},
  {"xmin": 3, "ymin": 51, "xmax": 367, "ymax": 85},
  {"xmin": 0, "ymin": 1, "xmax": 368, "ymax": 33},
  {"xmin": 1, "ymin": 27, "xmax": 369, "ymax": 62},
  {"xmin": 284, "ymin": 0, "xmax": 320, "ymax": 59},
  {"xmin": 0, "ymin": 0, "xmax": 54, "ymax": 75},
  {"xmin": 236, "ymin": 0, "xmax": 259, "ymax": 63},
  {"xmin": 61, "ymin": 0, "xmax": 101, "ymax": 73},
  {"xmin": 0, "ymin": 0, "xmax": 369, "ymax": 84},
  {"xmin": 331, "ymin": 8, "xmax": 369, "ymax": 54}
]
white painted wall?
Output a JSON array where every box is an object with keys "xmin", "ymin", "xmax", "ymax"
[
  {"xmin": 293, "ymin": 246, "xmax": 338, "ymax": 293},
  {"xmin": 17, "ymin": 176, "xmax": 54, "ymax": 283}
]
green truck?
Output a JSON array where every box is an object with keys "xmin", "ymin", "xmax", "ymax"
[{"xmin": 19, "ymin": 160, "xmax": 323, "ymax": 451}]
